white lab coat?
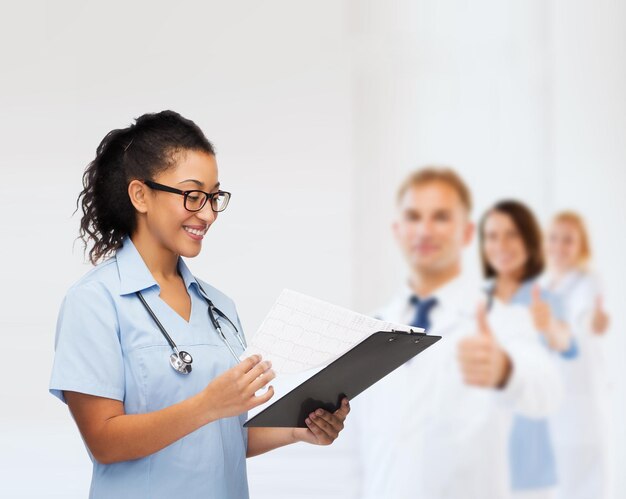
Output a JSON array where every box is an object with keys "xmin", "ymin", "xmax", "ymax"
[
  {"xmin": 542, "ymin": 270, "xmax": 612, "ymax": 499},
  {"xmin": 350, "ymin": 276, "xmax": 563, "ymax": 499}
]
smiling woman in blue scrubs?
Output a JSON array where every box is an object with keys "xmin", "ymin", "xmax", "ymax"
[
  {"xmin": 49, "ymin": 111, "xmax": 350, "ymax": 499},
  {"xmin": 479, "ymin": 200, "xmax": 577, "ymax": 499}
]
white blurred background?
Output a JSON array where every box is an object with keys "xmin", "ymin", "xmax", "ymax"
[{"xmin": 0, "ymin": 0, "xmax": 624, "ymax": 497}]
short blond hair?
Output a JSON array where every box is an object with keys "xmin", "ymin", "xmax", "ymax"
[
  {"xmin": 551, "ymin": 211, "xmax": 592, "ymax": 267},
  {"xmin": 396, "ymin": 167, "xmax": 472, "ymax": 212}
]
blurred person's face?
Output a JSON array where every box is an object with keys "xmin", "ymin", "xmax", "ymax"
[
  {"xmin": 393, "ymin": 181, "xmax": 473, "ymax": 276},
  {"xmin": 482, "ymin": 211, "xmax": 527, "ymax": 280},
  {"xmin": 547, "ymin": 221, "xmax": 583, "ymax": 272}
]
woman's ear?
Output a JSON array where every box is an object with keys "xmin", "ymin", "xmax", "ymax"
[{"xmin": 128, "ymin": 180, "xmax": 149, "ymax": 214}]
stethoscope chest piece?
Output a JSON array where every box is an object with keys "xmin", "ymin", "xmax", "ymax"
[{"xmin": 170, "ymin": 350, "xmax": 193, "ymax": 374}]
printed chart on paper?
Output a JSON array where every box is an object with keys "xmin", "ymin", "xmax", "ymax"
[{"xmin": 242, "ymin": 289, "xmax": 421, "ymax": 374}]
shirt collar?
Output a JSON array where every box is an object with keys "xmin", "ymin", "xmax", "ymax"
[
  {"xmin": 511, "ymin": 279, "xmax": 536, "ymax": 304},
  {"xmin": 116, "ymin": 236, "xmax": 197, "ymax": 296},
  {"xmin": 401, "ymin": 274, "xmax": 474, "ymax": 310},
  {"xmin": 178, "ymin": 256, "xmax": 198, "ymax": 291},
  {"xmin": 485, "ymin": 277, "xmax": 537, "ymax": 306},
  {"xmin": 385, "ymin": 274, "xmax": 477, "ymax": 332}
]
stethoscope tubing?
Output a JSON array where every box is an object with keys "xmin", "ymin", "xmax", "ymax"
[
  {"xmin": 136, "ymin": 279, "xmax": 247, "ymax": 370},
  {"xmin": 136, "ymin": 291, "xmax": 180, "ymax": 354},
  {"xmin": 196, "ymin": 282, "xmax": 247, "ymax": 353}
]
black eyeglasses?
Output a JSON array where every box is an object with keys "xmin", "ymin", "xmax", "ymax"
[{"xmin": 143, "ymin": 180, "xmax": 231, "ymax": 213}]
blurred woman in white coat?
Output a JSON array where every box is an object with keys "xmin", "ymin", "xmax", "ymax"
[{"xmin": 542, "ymin": 211, "xmax": 612, "ymax": 499}]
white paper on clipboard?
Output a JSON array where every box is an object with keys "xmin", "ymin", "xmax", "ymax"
[{"xmin": 241, "ymin": 289, "xmax": 422, "ymax": 374}]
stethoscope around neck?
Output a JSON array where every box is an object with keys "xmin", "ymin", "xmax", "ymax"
[{"xmin": 135, "ymin": 281, "xmax": 247, "ymax": 375}]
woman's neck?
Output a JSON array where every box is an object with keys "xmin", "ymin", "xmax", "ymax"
[
  {"xmin": 130, "ymin": 231, "xmax": 180, "ymax": 282},
  {"xmin": 493, "ymin": 274, "xmax": 523, "ymax": 303}
]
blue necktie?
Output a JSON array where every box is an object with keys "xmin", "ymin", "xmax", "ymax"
[{"xmin": 409, "ymin": 295, "xmax": 438, "ymax": 332}]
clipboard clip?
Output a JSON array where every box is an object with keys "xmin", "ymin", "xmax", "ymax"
[
  {"xmin": 390, "ymin": 328, "xmax": 426, "ymax": 334},
  {"xmin": 386, "ymin": 329, "xmax": 425, "ymax": 344}
]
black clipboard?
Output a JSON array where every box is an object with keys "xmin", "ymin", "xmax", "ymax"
[{"xmin": 244, "ymin": 330, "xmax": 441, "ymax": 427}]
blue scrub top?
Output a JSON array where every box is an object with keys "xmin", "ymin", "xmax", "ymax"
[
  {"xmin": 507, "ymin": 279, "xmax": 577, "ymax": 491},
  {"xmin": 50, "ymin": 237, "xmax": 249, "ymax": 499}
]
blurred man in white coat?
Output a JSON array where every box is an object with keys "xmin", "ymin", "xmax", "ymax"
[{"xmin": 352, "ymin": 168, "xmax": 562, "ymax": 499}]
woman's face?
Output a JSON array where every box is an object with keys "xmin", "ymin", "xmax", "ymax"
[
  {"xmin": 546, "ymin": 221, "xmax": 583, "ymax": 272},
  {"xmin": 482, "ymin": 211, "xmax": 529, "ymax": 280},
  {"xmin": 142, "ymin": 150, "xmax": 221, "ymax": 258}
]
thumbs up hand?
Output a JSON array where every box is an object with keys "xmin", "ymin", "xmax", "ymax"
[
  {"xmin": 457, "ymin": 302, "xmax": 512, "ymax": 388},
  {"xmin": 529, "ymin": 284, "xmax": 575, "ymax": 351},
  {"xmin": 530, "ymin": 284, "xmax": 552, "ymax": 333},
  {"xmin": 591, "ymin": 295, "xmax": 610, "ymax": 335}
]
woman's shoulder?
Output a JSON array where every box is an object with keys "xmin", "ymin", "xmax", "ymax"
[
  {"xmin": 575, "ymin": 269, "xmax": 601, "ymax": 292},
  {"xmin": 65, "ymin": 256, "xmax": 120, "ymax": 299},
  {"xmin": 56, "ymin": 258, "xmax": 121, "ymax": 328},
  {"xmin": 566, "ymin": 269, "xmax": 602, "ymax": 306}
]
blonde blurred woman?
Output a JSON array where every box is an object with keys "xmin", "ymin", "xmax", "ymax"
[{"xmin": 543, "ymin": 211, "xmax": 612, "ymax": 499}]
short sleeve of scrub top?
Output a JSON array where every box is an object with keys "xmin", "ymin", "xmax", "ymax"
[
  {"xmin": 49, "ymin": 238, "xmax": 250, "ymax": 499},
  {"xmin": 50, "ymin": 277, "xmax": 124, "ymax": 403}
]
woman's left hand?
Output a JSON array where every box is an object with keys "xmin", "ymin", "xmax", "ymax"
[{"xmin": 293, "ymin": 398, "xmax": 350, "ymax": 446}]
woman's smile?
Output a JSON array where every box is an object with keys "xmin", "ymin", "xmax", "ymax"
[{"xmin": 183, "ymin": 224, "xmax": 209, "ymax": 240}]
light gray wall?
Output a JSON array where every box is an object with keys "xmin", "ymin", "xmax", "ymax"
[{"xmin": 0, "ymin": 1, "xmax": 623, "ymax": 497}]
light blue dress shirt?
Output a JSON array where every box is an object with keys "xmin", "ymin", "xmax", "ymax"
[
  {"xmin": 50, "ymin": 237, "xmax": 249, "ymax": 499},
  {"xmin": 507, "ymin": 279, "xmax": 577, "ymax": 491}
]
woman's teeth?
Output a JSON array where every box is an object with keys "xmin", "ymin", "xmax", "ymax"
[{"xmin": 184, "ymin": 226, "xmax": 206, "ymax": 236}]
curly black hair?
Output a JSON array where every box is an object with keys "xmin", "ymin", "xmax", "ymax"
[{"xmin": 77, "ymin": 110, "xmax": 215, "ymax": 264}]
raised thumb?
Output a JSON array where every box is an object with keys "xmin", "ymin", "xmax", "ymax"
[{"xmin": 531, "ymin": 283, "xmax": 542, "ymax": 305}]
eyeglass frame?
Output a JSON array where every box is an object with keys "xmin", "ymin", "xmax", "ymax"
[{"xmin": 142, "ymin": 179, "xmax": 231, "ymax": 213}]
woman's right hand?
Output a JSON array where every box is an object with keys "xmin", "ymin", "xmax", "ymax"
[{"xmin": 203, "ymin": 355, "xmax": 276, "ymax": 420}]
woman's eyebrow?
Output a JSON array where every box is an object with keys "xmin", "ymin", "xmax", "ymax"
[
  {"xmin": 178, "ymin": 178, "xmax": 204, "ymax": 186},
  {"xmin": 177, "ymin": 179, "xmax": 221, "ymax": 189},
  {"xmin": 178, "ymin": 178, "xmax": 220, "ymax": 190}
]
